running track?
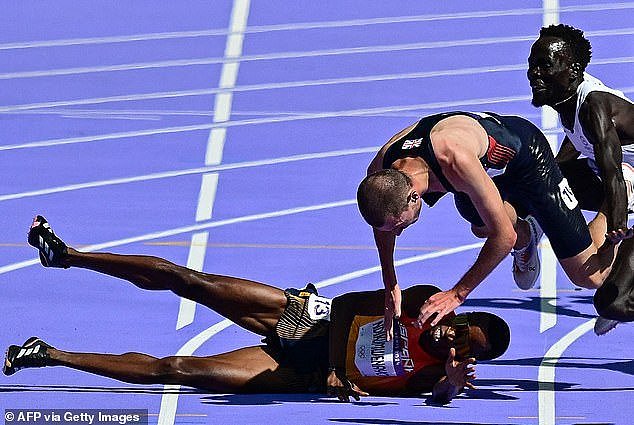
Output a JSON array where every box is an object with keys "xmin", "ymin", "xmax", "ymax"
[{"xmin": 1, "ymin": 1, "xmax": 633, "ymax": 424}]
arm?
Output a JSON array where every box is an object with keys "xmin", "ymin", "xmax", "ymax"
[
  {"xmin": 419, "ymin": 142, "xmax": 517, "ymax": 325},
  {"xmin": 580, "ymin": 94, "xmax": 628, "ymax": 232},
  {"xmin": 373, "ymin": 228, "xmax": 401, "ymax": 340},
  {"xmin": 555, "ymin": 136, "xmax": 580, "ymax": 163},
  {"xmin": 431, "ymin": 348, "xmax": 477, "ymax": 404},
  {"xmin": 367, "ymin": 121, "xmax": 420, "ymax": 338},
  {"xmin": 328, "ymin": 285, "xmax": 440, "ymax": 400}
]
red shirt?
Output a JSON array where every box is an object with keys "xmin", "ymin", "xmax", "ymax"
[{"xmin": 345, "ymin": 315, "xmax": 451, "ymax": 394}]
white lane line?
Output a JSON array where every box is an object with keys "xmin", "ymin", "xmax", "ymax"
[
  {"xmin": 538, "ymin": 319, "xmax": 595, "ymax": 425},
  {"xmin": 314, "ymin": 242, "xmax": 485, "ymax": 289},
  {"xmin": 158, "ymin": 319, "xmax": 234, "ymax": 425},
  {"xmin": 0, "ymin": 147, "xmax": 377, "ymax": 202},
  {"xmin": 177, "ymin": 0, "xmax": 250, "ymax": 330},
  {"xmin": 0, "ymin": 199, "xmax": 356, "ymax": 275},
  {"xmin": 157, "ymin": 241, "xmax": 485, "ymax": 423},
  {"xmin": 2, "ymin": 28, "xmax": 633, "ymax": 81},
  {"xmin": 2, "ymin": 2, "xmax": 633, "ymax": 50},
  {"xmin": 4, "ymin": 85, "xmax": 634, "ymax": 152},
  {"xmin": 539, "ymin": 0, "xmax": 560, "ymax": 335},
  {"xmin": 3, "ymin": 56, "xmax": 633, "ymax": 113},
  {"xmin": 178, "ymin": 231, "xmax": 209, "ymax": 329},
  {"xmin": 0, "ymin": 94, "xmax": 536, "ymax": 152},
  {"xmin": 538, "ymin": 4, "xmax": 564, "ymax": 425}
]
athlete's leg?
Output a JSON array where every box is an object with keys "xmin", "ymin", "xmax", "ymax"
[
  {"xmin": 28, "ymin": 217, "xmax": 286, "ymax": 336},
  {"xmin": 594, "ymin": 238, "xmax": 634, "ymax": 321},
  {"xmin": 11, "ymin": 343, "xmax": 318, "ymax": 393}
]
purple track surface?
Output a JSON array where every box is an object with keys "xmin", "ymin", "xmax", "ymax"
[{"xmin": 2, "ymin": 1, "xmax": 633, "ymax": 424}]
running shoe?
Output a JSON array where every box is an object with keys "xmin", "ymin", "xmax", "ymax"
[
  {"xmin": 593, "ymin": 317, "xmax": 620, "ymax": 336},
  {"xmin": 4, "ymin": 337, "xmax": 52, "ymax": 376},
  {"xmin": 27, "ymin": 215, "xmax": 69, "ymax": 268},
  {"xmin": 512, "ymin": 215, "xmax": 544, "ymax": 290}
]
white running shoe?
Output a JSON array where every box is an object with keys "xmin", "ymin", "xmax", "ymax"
[
  {"xmin": 512, "ymin": 215, "xmax": 544, "ymax": 290},
  {"xmin": 593, "ymin": 317, "xmax": 620, "ymax": 336}
]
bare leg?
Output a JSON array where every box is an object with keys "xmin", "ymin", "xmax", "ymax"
[
  {"xmin": 47, "ymin": 346, "xmax": 318, "ymax": 393},
  {"xmin": 60, "ymin": 248, "xmax": 287, "ymax": 337},
  {"xmin": 594, "ymin": 238, "xmax": 634, "ymax": 321}
]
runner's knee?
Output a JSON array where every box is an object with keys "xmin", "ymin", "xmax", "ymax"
[{"xmin": 594, "ymin": 282, "xmax": 633, "ymax": 321}]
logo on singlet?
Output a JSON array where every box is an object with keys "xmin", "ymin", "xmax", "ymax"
[{"xmin": 402, "ymin": 138, "xmax": 423, "ymax": 150}]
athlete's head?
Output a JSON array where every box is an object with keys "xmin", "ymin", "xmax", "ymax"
[
  {"xmin": 528, "ymin": 24, "xmax": 592, "ymax": 107},
  {"xmin": 421, "ymin": 312, "xmax": 510, "ymax": 361},
  {"xmin": 357, "ymin": 169, "xmax": 422, "ymax": 235}
]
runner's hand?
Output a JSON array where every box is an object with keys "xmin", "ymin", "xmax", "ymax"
[
  {"xmin": 417, "ymin": 289, "xmax": 463, "ymax": 327},
  {"xmin": 605, "ymin": 226, "xmax": 634, "ymax": 244},
  {"xmin": 445, "ymin": 347, "xmax": 477, "ymax": 390},
  {"xmin": 384, "ymin": 283, "xmax": 402, "ymax": 341},
  {"xmin": 326, "ymin": 369, "xmax": 368, "ymax": 402}
]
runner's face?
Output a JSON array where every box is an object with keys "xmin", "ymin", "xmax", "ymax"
[
  {"xmin": 527, "ymin": 37, "xmax": 576, "ymax": 107},
  {"xmin": 378, "ymin": 202, "xmax": 421, "ymax": 236},
  {"xmin": 422, "ymin": 318, "xmax": 488, "ymax": 359}
]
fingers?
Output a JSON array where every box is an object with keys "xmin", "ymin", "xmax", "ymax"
[
  {"xmin": 417, "ymin": 292, "xmax": 458, "ymax": 326},
  {"xmin": 384, "ymin": 312, "xmax": 394, "ymax": 341},
  {"xmin": 327, "ymin": 383, "xmax": 368, "ymax": 403},
  {"xmin": 430, "ymin": 309, "xmax": 449, "ymax": 327},
  {"xmin": 606, "ymin": 227, "xmax": 634, "ymax": 243}
]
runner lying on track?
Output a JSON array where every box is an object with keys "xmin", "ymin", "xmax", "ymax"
[{"xmin": 4, "ymin": 216, "xmax": 510, "ymax": 404}]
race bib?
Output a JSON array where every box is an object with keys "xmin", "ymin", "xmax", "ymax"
[
  {"xmin": 354, "ymin": 318, "xmax": 414, "ymax": 377},
  {"xmin": 306, "ymin": 294, "xmax": 332, "ymax": 321}
]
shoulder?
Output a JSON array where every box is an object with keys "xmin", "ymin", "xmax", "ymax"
[{"xmin": 579, "ymin": 92, "xmax": 614, "ymax": 129}]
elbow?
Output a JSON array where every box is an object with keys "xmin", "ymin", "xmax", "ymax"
[{"xmin": 496, "ymin": 229, "xmax": 517, "ymax": 253}]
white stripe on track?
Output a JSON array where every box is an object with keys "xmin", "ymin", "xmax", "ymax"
[
  {"xmin": 2, "ymin": 2, "xmax": 632, "ymax": 50},
  {"xmin": 156, "ymin": 241, "xmax": 484, "ymax": 424},
  {"xmin": 2, "ymin": 57, "xmax": 632, "ymax": 114},
  {"xmin": 4, "ymin": 84, "xmax": 634, "ymax": 152},
  {"xmin": 177, "ymin": 0, "xmax": 249, "ymax": 332},
  {"xmin": 0, "ymin": 200, "xmax": 356, "ymax": 276},
  {"xmin": 0, "ymin": 147, "xmax": 377, "ymax": 202},
  {"xmin": 0, "ymin": 95, "xmax": 535, "ymax": 152},
  {"xmin": 538, "ymin": 319, "xmax": 596, "ymax": 425},
  {"xmin": 2, "ymin": 28, "xmax": 633, "ymax": 81}
]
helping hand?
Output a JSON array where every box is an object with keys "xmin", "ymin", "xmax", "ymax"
[
  {"xmin": 417, "ymin": 289, "xmax": 463, "ymax": 327},
  {"xmin": 384, "ymin": 283, "xmax": 402, "ymax": 341},
  {"xmin": 605, "ymin": 226, "xmax": 634, "ymax": 244},
  {"xmin": 326, "ymin": 369, "xmax": 369, "ymax": 402}
]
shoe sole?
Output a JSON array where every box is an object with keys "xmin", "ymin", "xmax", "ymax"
[
  {"xmin": 3, "ymin": 346, "xmax": 19, "ymax": 376},
  {"xmin": 594, "ymin": 320, "xmax": 619, "ymax": 336}
]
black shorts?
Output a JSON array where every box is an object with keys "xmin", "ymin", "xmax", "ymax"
[
  {"xmin": 558, "ymin": 158, "xmax": 604, "ymax": 212},
  {"xmin": 263, "ymin": 285, "xmax": 329, "ymax": 378},
  {"xmin": 453, "ymin": 115, "xmax": 592, "ymax": 259}
]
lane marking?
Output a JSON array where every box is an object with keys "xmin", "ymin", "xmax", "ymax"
[
  {"xmin": 2, "ymin": 57, "xmax": 632, "ymax": 113},
  {"xmin": 0, "ymin": 94, "xmax": 539, "ymax": 152},
  {"xmin": 539, "ymin": 0, "xmax": 560, "ymax": 335},
  {"xmin": 156, "ymin": 241, "xmax": 484, "ymax": 423},
  {"xmin": 538, "ymin": 319, "xmax": 596, "ymax": 425},
  {"xmin": 0, "ymin": 199, "xmax": 356, "ymax": 275},
  {"xmin": 177, "ymin": 0, "xmax": 250, "ymax": 330},
  {"xmin": 0, "ymin": 147, "xmax": 378, "ymax": 202},
  {"xmin": 4, "ymin": 84, "xmax": 633, "ymax": 153},
  {"xmin": 3, "ymin": 3, "xmax": 633, "ymax": 51},
  {"xmin": 2, "ymin": 28, "xmax": 633, "ymax": 80}
]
